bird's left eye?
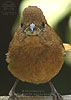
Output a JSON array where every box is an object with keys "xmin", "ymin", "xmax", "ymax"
[
  {"xmin": 42, "ymin": 22, "xmax": 45, "ymax": 28},
  {"xmin": 21, "ymin": 23, "xmax": 23, "ymax": 27}
]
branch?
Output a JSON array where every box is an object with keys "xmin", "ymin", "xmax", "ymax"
[{"xmin": 0, "ymin": 95, "xmax": 71, "ymax": 100}]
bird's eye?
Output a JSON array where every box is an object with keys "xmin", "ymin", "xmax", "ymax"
[
  {"xmin": 21, "ymin": 23, "xmax": 23, "ymax": 27},
  {"xmin": 42, "ymin": 22, "xmax": 45, "ymax": 28}
]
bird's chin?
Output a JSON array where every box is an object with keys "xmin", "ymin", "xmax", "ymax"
[
  {"xmin": 24, "ymin": 29, "xmax": 42, "ymax": 36},
  {"xmin": 27, "ymin": 34, "xmax": 37, "ymax": 36}
]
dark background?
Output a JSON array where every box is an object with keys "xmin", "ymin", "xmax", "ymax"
[{"xmin": 0, "ymin": 0, "xmax": 71, "ymax": 96}]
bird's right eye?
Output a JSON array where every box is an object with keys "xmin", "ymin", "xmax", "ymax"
[{"xmin": 21, "ymin": 23, "xmax": 23, "ymax": 27}]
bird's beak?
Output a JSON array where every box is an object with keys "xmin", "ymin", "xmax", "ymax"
[{"xmin": 29, "ymin": 23, "xmax": 35, "ymax": 32}]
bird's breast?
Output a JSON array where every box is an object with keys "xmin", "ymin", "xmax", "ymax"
[{"xmin": 8, "ymin": 36, "xmax": 65, "ymax": 84}]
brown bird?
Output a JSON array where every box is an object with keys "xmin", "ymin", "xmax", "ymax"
[{"xmin": 6, "ymin": 6, "xmax": 71, "ymax": 100}]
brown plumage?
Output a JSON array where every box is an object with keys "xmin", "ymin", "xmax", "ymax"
[{"xmin": 6, "ymin": 6, "xmax": 65, "ymax": 84}]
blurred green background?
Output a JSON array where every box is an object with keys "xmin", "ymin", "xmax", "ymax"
[{"xmin": 0, "ymin": 0, "xmax": 71, "ymax": 96}]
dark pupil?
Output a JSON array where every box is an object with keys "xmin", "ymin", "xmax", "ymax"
[
  {"xmin": 42, "ymin": 22, "xmax": 45, "ymax": 28},
  {"xmin": 21, "ymin": 23, "xmax": 23, "ymax": 27}
]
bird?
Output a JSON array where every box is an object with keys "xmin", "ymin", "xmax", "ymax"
[{"xmin": 6, "ymin": 6, "xmax": 71, "ymax": 100}]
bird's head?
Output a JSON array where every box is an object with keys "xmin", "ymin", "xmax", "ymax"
[{"xmin": 20, "ymin": 6, "xmax": 47, "ymax": 36}]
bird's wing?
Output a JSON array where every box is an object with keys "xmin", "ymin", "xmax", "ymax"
[{"xmin": 63, "ymin": 43, "xmax": 71, "ymax": 51}]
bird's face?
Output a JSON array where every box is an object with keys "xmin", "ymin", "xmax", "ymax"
[{"xmin": 20, "ymin": 6, "xmax": 47, "ymax": 36}]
